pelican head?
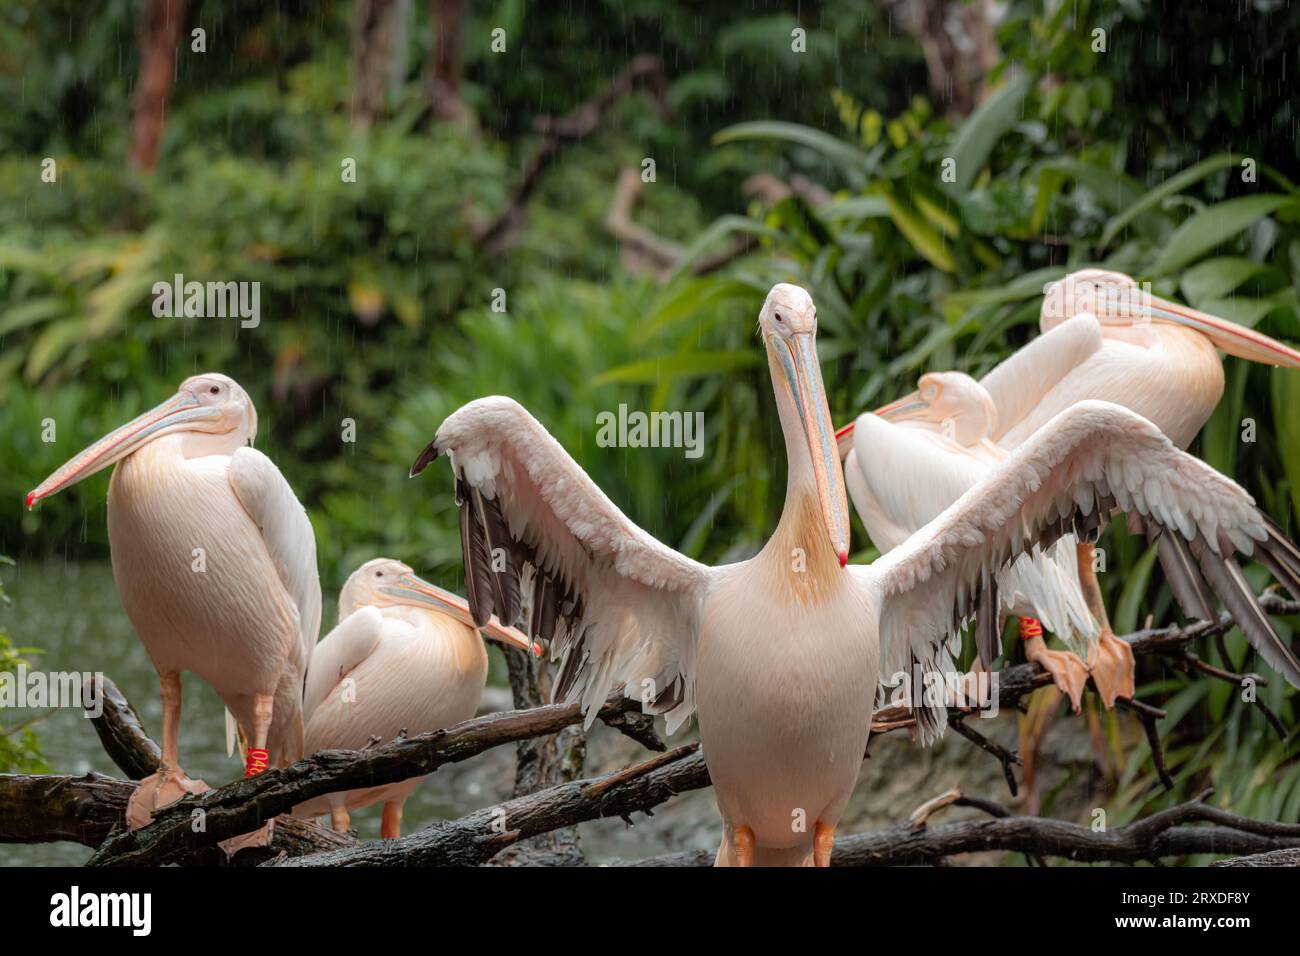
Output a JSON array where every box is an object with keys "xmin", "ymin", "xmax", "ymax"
[
  {"xmin": 1043, "ymin": 269, "xmax": 1300, "ymax": 368},
  {"xmin": 345, "ymin": 558, "xmax": 538, "ymax": 654},
  {"xmin": 875, "ymin": 371, "xmax": 997, "ymax": 446},
  {"xmin": 760, "ymin": 283, "xmax": 851, "ymax": 567},
  {"xmin": 26, "ymin": 372, "xmax": 257, "ymax": 509}
]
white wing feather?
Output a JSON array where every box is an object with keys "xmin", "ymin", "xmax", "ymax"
[
  {"xmin": 424, "ymin": 396, "xmax": 712, "ymax": 732},
  {"xmin": 229, "ymin": 446, "xmax": 323, "ymax": 680},
  {"xmin": 868, "ymin": 400, "xmax": 1279, "ymax": 742},
  {"xmin": 846, "ymin": 413, "xmax": 1096, "ymax": 652},
  {"xmin": 302, "ymin": 605, "xmax": 384, "ymax": 725}
]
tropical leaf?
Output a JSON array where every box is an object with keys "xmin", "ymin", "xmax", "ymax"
[
  {"xmin": 1149, "ymin": 195, "xmax": 1294, "ymax": 276},
  {"xmin": 947, "ymin": 73, "xmax": 1033, "ymax": 193}
]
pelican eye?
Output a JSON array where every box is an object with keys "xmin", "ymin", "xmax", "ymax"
[
  {"xmin": 209, "ymin": 385, "xmax": 220, "ymax": 394},
  {"xmin": 774, "ymin": 311, "xmax": 784, "ymax": 323}
]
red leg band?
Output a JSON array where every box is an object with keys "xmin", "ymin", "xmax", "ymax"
[
  {"xmin": 244, "ymin": 747, "xmax": 270, "ymax": 777},
  {"xmin": 1018, "ymin": 617, "xmax": 1042, "ymax": 640}
]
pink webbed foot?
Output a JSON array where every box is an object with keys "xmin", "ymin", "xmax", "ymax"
[
  {"xmin": 125, "ymin": 767, "xmax": 210, "ymax": 830},
  {"xmin": 1088, "ymin": 629, "xmax": 1136, "ymax": 709}
]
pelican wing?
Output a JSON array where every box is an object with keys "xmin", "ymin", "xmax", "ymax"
[
  {"xmin": 846, "ymin": 413, "xmax": 1096, "ymax": 651},
  {"xmin": 412, "ymin": 396, "xmax": 712, "ymax": 732},
  {"xmin": 869, "ymin": 400, "xmax": 1300, "ymax": 743},
  {"xmin": 979, "ymin": 312, "xmax": 1102, "ymax": 443},
  {"xmin": 229, "ymin": 447, "xmax": 323, "ymax": 676},
  {"xmin": 302, "ymin": 606, "xmax": 384, "ymax": 724}
]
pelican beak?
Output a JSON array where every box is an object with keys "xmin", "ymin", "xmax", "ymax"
[
  {"xmin": 773, "ymin": 332, "xmax": 851, "ymax": 567},
  {"xmin": 1113, "ymin": 292, "xmax": 1300, "ymax": 369},
  {"xmin": 25, "ymin": 391, "xmax": 221, "ymax": 509},
  {"xmin": 381, "ymin": 573, "xmax": 542, "ymax": 656},
  {"xmin": 874, "ymin": 389, "xmax": 929, "ymax": 421}
]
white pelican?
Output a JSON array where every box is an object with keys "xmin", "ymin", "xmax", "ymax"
[
  {"xmin": 293, "ymin": 558, "xmax": 539, "ymax": 838},
  {"xmin": 837, "ymin": 371, "xmax": 1096, "ymax": 710},
  {"xmin": 411, "ymin": 283, "xmax": 1300, "ymax": 866},
  {"xmin": 26, "ymin": 373, "xmax": 320, "ymax": 830},
  {"xmin": 977, "ymin": 269, "xmax": 1300, "ymax": 696}
]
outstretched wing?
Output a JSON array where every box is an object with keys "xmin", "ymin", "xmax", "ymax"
[
  {"xmin": 845, "ymin": 413, "xmax": 1096, "ymax": 652},
  {"xmin": 411, "ymin": 396, "xmax": 713, "ymax": 732},
  {"xmin": 866, "ymin": 400, "xmax": 1300, "ymax": 743},
  {"xmin": 229, "ymin": 447, "xmax": 323, "ymax": 680}
]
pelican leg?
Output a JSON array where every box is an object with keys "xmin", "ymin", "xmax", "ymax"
[
  {"xmin": 381, "ymin": 801, "xmax": 404, "ymax": 839},
  {"xmin": 1076, "ymin": 543, "xmax": 1136, "ymax": 707},
  {"xmin": 243, "ymin": 691, "xmax": 275, "ymax": 776},
  {"xmin": 1020, "ymin": 617, "xmax": 1088, "ymax": 713},
  {"xmin": 813, "ymin": 821, "xmax": 836, "ymax": 867},
  {"xmin": 733, "ymin": 825, "xmax": 755, "ymax": 867},
  {"xmin": 330, "ymin": 806, "xmax": 351, "ymax": 833},
  {"xmin": 124, "ymin": 672, "xmax": 209, "ymax": 830},
  {"xmin": 221, "ymin": 691, "xmax": 278, "ymax": 857}
]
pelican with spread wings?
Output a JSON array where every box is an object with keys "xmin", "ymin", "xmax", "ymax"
[{"xmin": 411, "ymin": 284, "xmax": 1300, "ymax": 866}]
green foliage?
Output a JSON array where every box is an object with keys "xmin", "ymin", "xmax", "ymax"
[{"xmin": 0, "ymin": 556, "xmax": 47, "ymax": 774}]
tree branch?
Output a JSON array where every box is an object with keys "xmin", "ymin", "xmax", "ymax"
[
  {"xmin": 633, "ymin": 793, "xmax": 1300, "ymax": 866},
  {"xmin": 9, "ymin": 595, "xmax": 1296, "ymax": 866},
  {"xmin": 83, "ymin": 694, "xmax": 645, "ymax": 866},
  {"xmin": 276, "ymin": 744, "xmax": 709, "ymax": 866},
  {"xmin": 83, "ymin": 675, "xmax": 161, "ymax": 780},
  {"xmin": 476, "ymin": 55, "xmax": 668, "ymax": 254},
  {"xmin": 0, "ymin": 773, "xmax": 353, "ymax": 862}
]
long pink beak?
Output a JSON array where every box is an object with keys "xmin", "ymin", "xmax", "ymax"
[
  {"xmin": 381, "ymin": 573, "xmax": 542, "ymax": 656},
  {"xmin": 772, "ymin": 332, "xmax": 851, "ymax": 567},
  {"xmin": 834, "ymin": 389, "xmax": 929, "ymax": 461},
  {"xmin": 1099, "ymin": 289, "xmax": 1300, "ymax": 368},
  {"xmin": 26, "ymin": 391, "xmax": 219, "ymax": 510}
]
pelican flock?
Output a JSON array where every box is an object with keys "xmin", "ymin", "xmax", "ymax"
[
  {"xmin": 23, "ymin": 278, "xmax": 1300, "ymax": 867},
  {"xmin": 413, "ymin": 283, "xmax": 1300, "ymax": 865}
]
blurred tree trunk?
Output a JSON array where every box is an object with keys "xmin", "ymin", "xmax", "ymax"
[
  {"xmin": 906, "ymin": 0, "xmax": 1000, "ymax": 117},
  {"xmin": 128, "ymin": 0, "xmax": 187, "ymax": 170},
  {"xmin": 427, "ymin": 0, "xmax": 469, "ymax": 123},
  {"xmin": 351, "ymin": 0, "xmax": 403, "ymax": 130}
]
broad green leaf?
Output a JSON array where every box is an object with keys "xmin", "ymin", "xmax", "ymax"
[
  {"xmin": 1099, "ymin": 154, "xmax": 1240, "ymax": 246},
  {"xmin": 820, "ymin": 195, "xmax": 890, "ymax": 220},
  {"xmin": 712, "ymin": 121, "xmax": 876, "ymax": 187},
  {"xmin": 1190, "ymin": 295, "xmax": 1276, "ymax": 329},
  {"xmin": 1274, "ymin": 372, "xmax": 1300, "ymax": 520},
  {"xmin": 637, "ymin": 276, "xmax": 759, "ymax": 342},
  {"xmin": 0, "ymin": 297, "xmax": 66, "ymax": 336},
  {"xmin": 593, "ymin": 349, "xmax": 761, "ymax": 385},
  {"xmin": 876, "ymin": 188, "xmax": 957, "ymax": 273},
  {"xmin": 1179, "ymin": 257, "xmax": 1265, "ymax": 305},
  {"xmin": 665, "ymin": 215, "xmax": 780, "ymax": 283},
  {"xmin": 1114, "ymin": 543, "xmax": 1159, "ymax": 635},
  {"xmin": 1149, "ymin": 195, "xmax": 1294, "ymax": 276},
  {"xmin": 947, "ymin": 73, "xmax": 1032, "ymax": 193},
  {"xmin": 24, "ymin": 318, "xmax": 88, "ymax": 382}
]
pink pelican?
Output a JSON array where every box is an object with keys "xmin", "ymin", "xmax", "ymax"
[
  {"xmin": 293, "ymin": 558, "xmax": 539, "ymax": 838},
  {"xmin": 26, "ymin": 373, "xmax": 320, "ymax": 830},
  {"xmin": 410, "ymin": 283, "xmax": 1300, "ymax": 865},
  {"xmin": 838, "ymin": 371, "xmax": 1096, "ymax": 709},
  {"xmin": 977, "ymin": 269, "xmax": 1300, "ymax": 697}
]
